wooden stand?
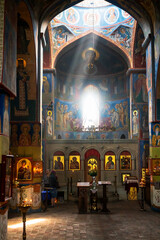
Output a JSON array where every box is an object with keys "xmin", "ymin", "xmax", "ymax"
[
  {"xmin": 139, "ymin": 186, "xmax": 146, "ymax": 211},
  {"xmin": 18, "ymin": 205, "xmax": 31, "ymax": 240},
  {"xmin": 90, "ymin": 190, "xmax": 98, "ymax": 212},
  {"xmin": 77, "ymin": 182, "xmax": 90, "ymax": 213},
  {"xmin": 98, "ymin": 181, "xmax": 111, "ymax": 213}
]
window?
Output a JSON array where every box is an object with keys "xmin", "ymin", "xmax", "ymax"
[{"xmin": 82, "ymin": 85, "xmax": 99, "ymax": 129}]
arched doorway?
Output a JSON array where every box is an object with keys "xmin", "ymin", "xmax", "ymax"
[{"xmin": 84, "ymin": 149, "xmax": 101, "ymax": 182}]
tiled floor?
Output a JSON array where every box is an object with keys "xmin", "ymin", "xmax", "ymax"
[{"xmin": 7, "ymin": 200, "xmax": 160, "ymax": 240}]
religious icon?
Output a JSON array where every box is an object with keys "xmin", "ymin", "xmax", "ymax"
[
  {"xmin": 152, "ymin": 124, "xmax": 160, "ymax": 147},
  {"xmin": 69, "ymin": 155, "xmax": 80, "ymax": 170},
  {"xmin": 46, "ymin": 110, "xmax": 53, "ymax": 136},
  {"xmin": 33, "ymin": 161, "xmax": 43, "ymax": 177},
  {"xmin": 43, "ymin": 76, "xmax": 50, "ymax": 93},
  {"xmin": 17, "ymin": 158, "xmax": 32, "ymax": 180},
  {"xmin": 105, "ymin": 155, "xmax": 116, "ymax": 170},
  {"xmin": 152, "ymin": 159, "xmax": 160, "ymax": 173},
  {"xmin": 120, "ymin": 154, "xmax": 131, "ymax": 170},
  {"xmin": 121, "ymin": 173, "xmax": 131, "ymax": 184},
  {"xmin": 19, "ymin": 123, "xmax": 31, "ymax": 146},
  {"xmin": 132, "ymin": 110, "xmax": 139, "ymax": 136},
  {"xmin": 32, "ymin": 123, "xmax": 41, "ymax": 146},
  {"xmin": 104, "ymin": 7, "xmax": 119, "ymax": 24},
  {"xmin": 65, "ymin": 7, "xmax": 79, "ymax": 25},
  {"xmin": 53, "ymin": 156, "xmax": 64, "ymax": 171},
  {"xmin": 88, "ymin": 158, "xmax": 98, "ymax": 176}
]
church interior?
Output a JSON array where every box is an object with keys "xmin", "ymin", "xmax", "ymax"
[{"xmin": 1, "ymin": 0, "xmax": 160, "ymax": 239}]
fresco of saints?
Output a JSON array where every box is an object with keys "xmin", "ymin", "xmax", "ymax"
[
  {"xmin": 46, "ymin": 111, "xmax": 53, "ymax": 136},
  {"xmin": 15, "ymin": 59, "xmax": 30, "ymax": 115},
  {"xmin": 105, "ymin": 7, "xmax": 119, "ymax": 24},
  {"xmin": 152, "ymin": 124, "xmax": 160, "ymax": 146},
  {"xmin": 56, "ymin": 101, "xmax": 61, "ymax": 126},
  {"xmin": 132, "ymin": 110, "xmax": 138, "ymax": 135},
  {"xmin": 66, "ymin": 8, "xmax": 77, "ymax": 24},
  {"xmin": 19, "ymin": 124, "xmax": 31, "ymax": 146},
  {"xmin": 134, "ymin": 74, "xmax": 147, "ymax": 103},
  {"xmin": 32, "ymin": 124, "xmax": 41, "ymax": 146}
]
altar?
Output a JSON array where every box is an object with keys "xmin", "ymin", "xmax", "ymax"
[{"xmin": 77, "ymin": 181, "xmax": 112, "ymax": 213}]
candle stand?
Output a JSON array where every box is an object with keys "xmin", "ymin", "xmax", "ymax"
[{"xmin": 17, "ymin": 186, "xmax": 32, "ymax": 240}]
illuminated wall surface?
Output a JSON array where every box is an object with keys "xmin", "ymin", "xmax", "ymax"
[{"xmin": 42, "ymin": 1, "xmax": 148, "ymax": 140}]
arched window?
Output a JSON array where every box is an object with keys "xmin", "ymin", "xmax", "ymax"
[{"xmin": 82, "ymin": 85, "xmax": 99, "ymax": 129}]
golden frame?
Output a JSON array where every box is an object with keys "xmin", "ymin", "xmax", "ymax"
[
  {"xmin": 120, "ymin": 155, "xmax": 131, "ymax": 170},
  {"xmin": 53, "ymin": 156, "xmax": 64, "ymax": 171},
  {"xmin": 69, "ymin": 155, "xmax": 80, "ymax": 170},
  {"xmin": 105, "ymin": 155, "xmax": 116, "ymax": 170},
  {"xmin": 16, "ymin": 157, "xmax": 32, "ymax": 181}
]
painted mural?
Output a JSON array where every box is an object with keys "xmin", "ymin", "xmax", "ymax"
[
  {"xmin": 134, "ymin": 24, "xmax": 146, "ymax": 68},
  {"xmin": 10, "ymin": 123, "xmax": 41, "ymax": 147},
  {"xmin": 43, "ymin": 27, "xmax": 52, "ymax": 68},
  {"xmin": 53, "ymin": 97, "xmax": 129, "ymax": 139},
  {"xmin": 51, "ymin": 26, "xmax": 74, "ymax": 56},
  {"xmin": 146, "ymin": 42, "xmax": 152, "ymax": 91},
  {"xmin": 11, "ymin": 1, "xmax": 36, "ymax": 121},
  {"xmin": 151, "ymin": 123, "xmax": 160, "ymax": 147},
  {"xmin": 141, "ymin": 105, "xmax": 149, "ymax": 138},
  {"xmin": 55, "ymin": 73, "xmax": 128, "ymax": 102},
  {"xmin": 133, "ymin": 74, "xmax": 147, "ymax": 103},
  {"xmin": 132, "ymin": 110, "xmax": 139, "ymax": 137},
  {"xmin": 0, "ymin": 94, "xmax": 10, "ymax": 136},
  {"xmin": 110, "ymin": 26, "xmax": 133, "ymax": 54},
  {"xmin": 2, "ymin": 0, "xmax": 17, "ymax": 95},
  {"xmin": 43, "ymin": 73, "xmax": 52, "ymax": 94},
  {"xmin": 50, "ymin": 3, "xmax": 135, "ymax": 65},
  {"xmin": 42, "ymin": 73, "xmax": 53, "ymax": 105}
]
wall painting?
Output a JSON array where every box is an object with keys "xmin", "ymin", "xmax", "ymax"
[
  {"xmin": 69, "ymin": 155, "xmax": 80, "ymax": 170},
  {"xmin": 105, "ymin": 155, "xmax": 116, "ymax": 170},
  {"xmin": 53, "ymin": 156, "xmax": 64, "ymax": 171}
]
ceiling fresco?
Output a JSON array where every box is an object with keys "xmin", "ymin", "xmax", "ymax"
[
  {"xmin": 49, "ymin": 1, "xmax": 135, "ymax": 68},
  {"xmin": 55, "ymin": 33, "xmax": 128, "ymax": 76}
]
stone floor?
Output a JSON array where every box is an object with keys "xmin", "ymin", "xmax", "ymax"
[{"xmin": 7, "ymin": 200, "xmax": 160, "ymax": 240}]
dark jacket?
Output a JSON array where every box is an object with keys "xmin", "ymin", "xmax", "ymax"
[{"xmin": 49, "ymin": 171, "xmax": 59, "ymax": 188}]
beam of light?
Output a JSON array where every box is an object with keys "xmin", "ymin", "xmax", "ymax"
[
  {"xmin": 82, "ymin": 85, "xmax": 99, "ymax": 129},
  {"xmin": 8, "ymin": 218, "xmax": 46, "ymax": 229}
]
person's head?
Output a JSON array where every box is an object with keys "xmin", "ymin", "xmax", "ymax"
[
  {"xmin": 57, "ymin": 157, "xmax": 61, "ymax": 162},
  {"xmin": 155, "ymin": 126, "xmax": 160, "ymax": 135},
  {"xmin": 108, "ymin": 156, "xmax": 113, "ymax": 162},
  {"xmin": 73, "ymin": 157, "xmax": 77, "ymax": 162},
  {"xmin": 21, "ymin": 160, "xmax": 26, "ymax": 167}
]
